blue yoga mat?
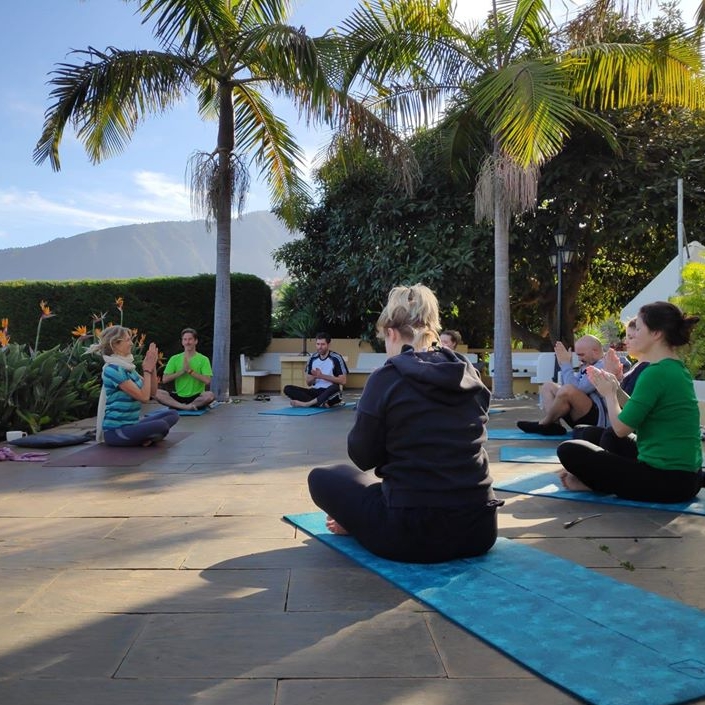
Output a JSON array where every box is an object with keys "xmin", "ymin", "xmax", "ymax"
[
  {"xmin": 258, "ymin": 402, "xmax": 354, "ymax": 416},
  {"xmin": 495, "ymin": 470, "xmax": 705, "ymax": 515},
  {"xmin": 285, "ymin": 511, "xmax": 705, "ymax": 705},
  {"xmin": 499, "ymin": 446, "xmax": 559, "ymax": 463},
  {"xmin": 178, "ymin": 408, "xmax": 209, "ymax": 416},
  {"xmin": 488, "ymin": 428, "xmax": 567, "ymax": 441}
]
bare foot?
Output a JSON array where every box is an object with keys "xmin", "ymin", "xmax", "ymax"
[
  {"xmin": 290, "ymin": 400, "xmax": 313, "ymax": 408},
  {"xmin": 325, "ymin": 515, "xmax": 349, "ymax": 535},
  {"xmin": 557, "ymin": 469, "xmax": 592, "ymax": 492},
  {"xmin": 141, "ymin": 439, "xmax": 154, "ymax": 447}
]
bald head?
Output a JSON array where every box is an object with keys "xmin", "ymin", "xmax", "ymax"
[{"xmin": 574, "ymin": 335, "xmax": 604, "ymax": 365}]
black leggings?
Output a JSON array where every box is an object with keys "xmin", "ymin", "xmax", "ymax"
[
  {"xmin": 308, "ymin": 464, "xmax": 499, "ymax": 563},
  {"xmin": 557, "ymin": 438, "xmax": 702, "ymax": 503},
  {"xmin": 284, "ymin": 385, "xmax": 341, "ymax": 406},
  {"xmin": 571, "ymin": 425, "xmax": 638, "ymax": 458}
]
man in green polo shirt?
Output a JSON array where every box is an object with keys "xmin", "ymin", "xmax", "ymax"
[{"xmin": 155, "ymin": 328, "xmax": 215, "ymax": 411}]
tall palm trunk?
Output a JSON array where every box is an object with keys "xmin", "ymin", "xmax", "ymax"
[
  {"xmin": 212, "ymin": 83, "xmax": 235, "ymax": 400},
  {"xmin": 492, "ymin": 164, "xmax": 514, "ymax": 399}
]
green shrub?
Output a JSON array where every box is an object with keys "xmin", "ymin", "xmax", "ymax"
[
  {"xmin": 672, "ymin": 262, "xmax": 705, "ymax": 379},
  {"xmin": 0, "ymin": 343, "xmax": 101, "ymax": 435}
]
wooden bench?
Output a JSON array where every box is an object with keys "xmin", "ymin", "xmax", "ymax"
[{"xmin": 239, "ymin": 353, "xmax": 282, "ymax": 395}]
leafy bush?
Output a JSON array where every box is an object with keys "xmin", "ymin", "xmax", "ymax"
[
  {"xmin": 0, "ymin": 343, "xmax": 101, "ymax": 435},
  {"xmin": 672, "ymin": 262, "xmax": 705, "ymax": 379}
]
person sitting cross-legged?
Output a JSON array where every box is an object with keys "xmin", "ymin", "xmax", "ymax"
[
  {"xmin": 283, "ymin": 332, "xmax": 348, "ymax": 408},
  {"xmin": 517, "ymin": 334, "xmax": 606, "ymax": 436},
  {"xmin": 155, "ymin": 328, "xmax": 216, "ymax": 411}
]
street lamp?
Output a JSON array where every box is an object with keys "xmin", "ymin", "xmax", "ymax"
[
  {"xmin": 549, "ymin": 231, "xmax": 576, "ymax": 345},
  {"xmin": 549, "ymin": 232, "xmax": 575, "ymax": 381}
]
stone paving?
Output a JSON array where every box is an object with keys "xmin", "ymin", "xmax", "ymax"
[{"xmin": 1, "ymin": 394, "xmax": 704, "ymax": 705}]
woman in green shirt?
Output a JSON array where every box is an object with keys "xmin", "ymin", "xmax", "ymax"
[{"xmin": 557, "ymin": 301, "xmax": 702, "ymax": 503}]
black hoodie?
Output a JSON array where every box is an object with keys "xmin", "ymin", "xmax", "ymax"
[{"xmin": 347, "ymin": 346, "xmax": 494, "ymax": 508}]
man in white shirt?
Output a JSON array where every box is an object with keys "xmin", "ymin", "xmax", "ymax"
[{"xmin": 283, "ymin": 332, "xmax": 348, "ymax": 408}]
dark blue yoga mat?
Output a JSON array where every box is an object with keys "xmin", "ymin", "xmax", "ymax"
[
  {"xmin": 499, "ymin": 446, "xmax": 560, "ymax": 463},
  {"xmin": 259, "ymin": 403, "xmax": 353, "ymax": 416},
  {"xmin": 488, "ymin": 428, "xmax": 567, "ymax": 441},
  {"xmin": 177, "ymin": 408, "xmax": 209, "ymax": 416},
  {"xmin": 285, "ymin": 511, "xmax": 705, "ymax": 705},
  {"xmin": 495, "ymin": 471, "xmax": 705, "ymax": 515}
]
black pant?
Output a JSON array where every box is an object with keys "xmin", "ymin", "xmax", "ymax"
[
  {"xmin": 308, "ymin": 464, "xmax": 499, "ymax": 563},
  {"xmin": 557, "ymin": 439, "xmax": 702, "ymax": 503},
  {"xmin": 571, "ymin": 425, "xmax": 638, "ymax": 457},
  {"xmin": 284, "ymin": 384, "xmax": 341, "ymax": 406}
]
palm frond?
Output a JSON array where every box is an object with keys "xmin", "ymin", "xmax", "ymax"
[
  {"xmin": 564, "ymin": 39, "xmax": 705, "ymax": 111},
  {"xmin": 138, "ymin": 0, "xmax": 239, "ymax": 55},
  {"xmin": 473, "ymin": 59, "xmax": 578, "ymax": 167},
  {"xmin": 338, "ymin": 0, "xmax": 469, "ymax": 91},
  {"xmin": 323, "ymin": 92, "xmax": 422, "ymax": 194},
  {"xmin": 34, "ymin": 47, "xmax": 192, "ymax": 170},
  {"xmin": 231, "ymin": 84, "xmax": 309, "ymax": 226}
]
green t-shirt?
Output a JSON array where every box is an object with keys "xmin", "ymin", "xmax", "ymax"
[
  {"xmin": 164, "ymin": 351, "xmax": 212, "ymax": 397},
  {"xmin": 619, "ymin": 358, "xmax": 702, "ymax": 472}
]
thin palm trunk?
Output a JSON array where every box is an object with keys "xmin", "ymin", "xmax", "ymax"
[
  {"xmin": 492, "ymin": 174, "xmax": 514, "ymax": 399},
  {"xmin": 212, "ymin": 83, "xmax": 235, "ymax": 400}
]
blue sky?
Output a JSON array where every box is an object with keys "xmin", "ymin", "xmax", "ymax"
[{"xmin": 0, "ymin": 0, "xmax": 700, "ymax": 249}]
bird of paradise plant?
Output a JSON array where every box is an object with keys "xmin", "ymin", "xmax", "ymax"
[
  {"xmin": 91, "ymin": 311, "xmax": 106, "ymax": 340},
  {"xmin": 72, "ymin": 324, "xmax": 89, "ymax": 340},
  {"xmin": 0, "ymin": 318, "xmax": 10, "ymax": 348},
  {"xmin": 115, "ymin": 296, "xmax": 124, "ymax": 327},
  {"xmin": 34, "ymin": 300, "xmax": 56, "ymax": 354}
]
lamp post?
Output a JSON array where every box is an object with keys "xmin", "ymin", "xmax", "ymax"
[{"xmin": 549, "ymin": 231, "xmax": 575, "ymax": 380}]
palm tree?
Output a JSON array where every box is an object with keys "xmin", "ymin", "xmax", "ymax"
[
  {"xmin": 337, "ymin": 0, "xmax": 705, "ymax": 397},
  {"xmin": 33, "ymin": 0, "xmax": 340, "ymax": 400}
]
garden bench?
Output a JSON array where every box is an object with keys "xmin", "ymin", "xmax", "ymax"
[{"xmin": 239, "ymin": 353, "xmax": 282, "ymax": 395}]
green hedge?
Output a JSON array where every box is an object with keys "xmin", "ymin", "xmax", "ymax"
[{"xmin": 0, "ymin": 273, "xmax": 272, "ymax": 361}]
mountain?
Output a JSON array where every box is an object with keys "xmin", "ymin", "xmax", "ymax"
[{"xmin": 0, "ymin": 212, "xmax": 299, "ymax": 283}]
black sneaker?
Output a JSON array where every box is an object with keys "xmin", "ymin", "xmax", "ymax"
[{"xmin": 517, "ymin": 420, "xmax": 566, "ymax": 436}]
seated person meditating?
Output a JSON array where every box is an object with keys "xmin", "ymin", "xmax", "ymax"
[
  {"xmin": 307, "ymin": 284, "xmax": 502, "ymax": 563},
  {"xmin": 571, "ymin": 317, "xmax": 649, "ymax": 452},
  {"xmin": 155, "ymin": 328, "xmax": 215, "ymax": 411},
  {"xmin": 557, "ymin": 302, "xmax": 703, "ymax": 503},
  {"xmin": 91, "ymin": 326, "xmax": 179, "ymax": 447},
  {"xmin": 517, "ymin": 335, "xmax": 606, "ymax": 436},
  {"xmin": 283, "ymin": 332, "xmax": 348, "ymax": 408}
]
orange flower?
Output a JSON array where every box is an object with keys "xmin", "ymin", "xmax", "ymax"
[
  {"xmin": 1, "ymin": 318, "xmax": 8, "ymax": 330},
  {"xmin": 39, "ymin": 300, "xmax": 55, "ymax": 319},
  {"xmin": 115, "ymin": 296, "xmax": 124, "ymax": 311},
  {"xmin": 0, "ymin": 330, "xmax": 9, "ymax": 347},
  {"xmin": 72, "ymin": 325, "xmax": 88, "ymax": 338},
  {"xmin": 138, "ymin": 333, "xmax": 146, "ymax": 347},
  {"xmin": 94, "ymin": 327, "xmax": 102, "ymax": 338}
]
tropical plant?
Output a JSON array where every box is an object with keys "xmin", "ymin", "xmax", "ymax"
[
  {"xmin": 334, "ymin": 0, "xmax": 705, "ymax": 397},
  {"xmin": 672, "ymin": 261, "xmax": 705, "ymax": 378},
  {"xmin": 32, "ymin": 0, "xmax": 364, "ymax": 400},
  {"xmin": 0, "ymin": 343, "xmax": 101, "ymax": 435}
]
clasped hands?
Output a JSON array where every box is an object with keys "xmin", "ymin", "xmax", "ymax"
[
  {"xmin": 143, "ymin": 342, "xmax": 158, "ymax": 374},
  {"xmin": 586, "ymin": 365, "xmax": 620, "ymax": 397}
]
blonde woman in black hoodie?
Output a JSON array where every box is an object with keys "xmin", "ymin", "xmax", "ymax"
[{"xmin": 308, "ymin": 284, "xmax": 502, "ymax": 563}]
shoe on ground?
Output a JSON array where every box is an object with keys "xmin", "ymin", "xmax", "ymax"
[{"xmin": 517, "ymin": 420, "xmax": 566, "ymax": 435}]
